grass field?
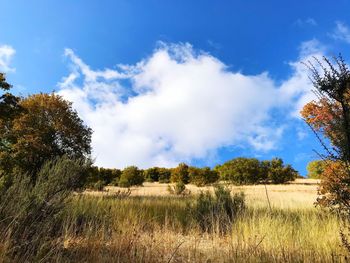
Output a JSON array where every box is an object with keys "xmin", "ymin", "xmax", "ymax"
[{"xmin": 54, "ymin": 179, "xmax": 348, "ymax": 262}]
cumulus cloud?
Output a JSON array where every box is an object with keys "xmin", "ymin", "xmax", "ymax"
[
  {"xmin": 58, "ymin": 42, "xmax": 320, "ymax": 168},
  {"xmin": 330, "ymin": 21, "xmax": 350, "ymax": 43},
  {"xmin": 0, "ymin": 45, "xmax": 15, "ymax": 72}
]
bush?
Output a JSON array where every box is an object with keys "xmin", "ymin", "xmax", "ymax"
[
  {"xmin": 265, "ymin": 158, "xmax": 298, "ymax": 184},
  {"xmin": 158, "ymin": 168, "xmax": 171, "ymax": 183},
  {"xmin": 91, "ymin": 180, "xmax": 105, "ymax": 191},
  {"xmin": 100, "ymin": 168, "xmax": 121, "ymax": 185},
  {"xmin": 188, "ymin": 167, "xmax": 219, "ymax": 186},
  {"xmin": 119, "ymin": 166, "xmax": 144, "ymax": 187},
  {"xmin": 216, "ymin": 157, "xmax": 298, "ymax": 185},
  {"xmin": 216, "ymin": 158, "xmax": 264, "ymax": 185},
  {"xmin": 85, "ymin": 166, "xmax": 121, "ymax": 187},
  {"xmin": 171, "ymin": 163, "xmax": 189, "ymax": 184},
  {"xmin": 167, "ymin": 181, "xmax": 190, "ymax": 195},
  {"xmin": 0, "ymin": 156, "xmax": 88, "ymax": 261},
  {"xmin": 191, "ymin": 185, "xmax": 245, "ymax": 233},
  {"xmin": 144, "ymin": 167, "xmax": 160, "ymax": 182}
]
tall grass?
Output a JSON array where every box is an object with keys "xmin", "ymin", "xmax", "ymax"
[
  {"xmin": 0, "ymin": 178, "xmax": 347, "ymax": 262},
  {"xmin": 59, "ymin": 192, "xmax": 346, "ymax": 262}
]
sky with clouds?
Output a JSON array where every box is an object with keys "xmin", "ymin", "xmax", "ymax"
[{"xmin": 2, "ymin": 0, "xmax": 350, "ymax": 175}]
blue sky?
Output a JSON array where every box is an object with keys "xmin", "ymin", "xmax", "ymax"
[{"xmin": 2, "ymin": 0, "xmax": 350, "ymax": 175}]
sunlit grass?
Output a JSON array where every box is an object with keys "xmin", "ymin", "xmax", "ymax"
[{"xmin": 60, "ymin": 181, "xmax": 346, "ymax": 262}]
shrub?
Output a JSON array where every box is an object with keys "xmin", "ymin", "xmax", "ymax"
[
  {"xmin": 188, "ymin": 167, "xmax": 219, "ymax": 186},
  {"xmin": 119, "ymin": 166, "xmax": 144, "ymax": 187},
  {"xmin": 216, "ymin": 157, "xmax": 298, "ymax": 185},
  {"xmin": 216, "ymin": 158, "xmax": 264, "ymax": 185},
  {"xmin": 167, "ymin": 181, "xmax": 190, "ymax": 195},
  {"xmin": 85, "ymin": 166, "xmax": 121, "ymax": 188},
  {"xmin": 100, "ymin": 168, "xmax": 121, "ymax": 185},
  {"xmin": 265, "ymin": 158, "xmax": 298, "ymax": 184},
  {"xmin": 144, "ymin": 167, "xmax": 160, "ymax": 182},
  {"xmin": 191, "ymin": 185, "xmax": 245, "ymax": 233},
  {"xmin": 0, "ymin": 156, "xmax": 88, "ymax": 261},
  {"xmin": 158, "ymin": 168, "xmax": 171, "ymax": 183},
  {"xmin": 91, "ymin": 180, "xmax": 105, "ymax": 191},
  {"xmin": 171, "ymin": 163, "xmax": 189, "ymax": 184}
]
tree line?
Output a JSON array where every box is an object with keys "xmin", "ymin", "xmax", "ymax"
[{"xmin": 85, "ymin": 157, "xmax": 299, "ymax": 190}]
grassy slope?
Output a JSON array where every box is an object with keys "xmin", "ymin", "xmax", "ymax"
[{"xmin": 59, "ymin": 179, "xmax": 346, "ymax": 262}]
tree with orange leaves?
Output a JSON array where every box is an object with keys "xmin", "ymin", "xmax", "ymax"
[
  {"xmin": 0, "ymin": 92, "xmax": 92, "ymax": 179},
  {"xmin": 301, "ymin": 55, "xmax": 350, "ymax": 250}
]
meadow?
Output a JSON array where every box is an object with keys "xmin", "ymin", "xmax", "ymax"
[{"xmin": 51, "ymin": 179, "xmax": 347, "ymax": 263}]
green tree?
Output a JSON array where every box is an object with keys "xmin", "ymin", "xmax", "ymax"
[
  {"xmin": 0, "ymin": 73, "xmax": 22, "ymax": 170},
  {"xmin": 158, "ymin": 168, "xmax": 171, "ymax": 183},
  {"xmin": 144, "ymin": 167, "xmax": 160, "ymax": 182},
  {"xmin": 119, "ymin": 166, "xmax": 144, "ymax": 187},
  {"xmin": 265, "ymin": 158, "xmax": 298, "ymax": 184},
  {"xmin": 307, "ymin": 160, "xmax": 326, "ymax": 179},
  {"xmin": 188, "ymin": 166, "xmax": 219, "ymax": 186},
  {"xmin": 216, "ymin": 158, "xmax": 263, "ymax": 185}
]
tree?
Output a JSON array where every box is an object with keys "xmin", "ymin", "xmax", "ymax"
[
  {"xmin": 144, "ymin": 167, "xmax": 160, "ymax": 182},
  {"xmin": 301, "ymin": 55, "xmax": 350, "ymax": 251},
  {"xmin": 119, "ymin": 166, "xmax": 144, "ymax": 187},
  {"xmin": 158, "ymin": 168, "xmax": 171, "ymax": 183},
  {"xmin": 171, "ymin": 163, "xmax": 189, "ymax": 184},
  {"xmin": 216, "ymin": 158, "xmax": 263, "ymax": 185},
  {"xmin": 0, "ymin": 73, "xmax": 22, "ymax": 175},
  {"xmin": 188, "ymin": 166, "xmax": 219, "ymax": 186},
  {"xmin": 0, "ymin": 93, "xmax": 92, "ymax": 177},
  {"xmin": 307, "ymin": 160, "xmax": 326, "ymax": 179},
  {"xmin": 264, "ymin": 158, "xmax": 298, "ymax": 184}
]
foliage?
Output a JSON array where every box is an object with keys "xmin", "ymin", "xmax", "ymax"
[
  {"xmin": 301, "ymin": 56, "xmax": 350, "ymax": 205},
  {"xmin": 216, "ymin": 157, "xmax": 265, "ymax": 184},
  {"xmin": 85, "ymin": 166, "xmax": 121, "ymax": 188},
  {"xmin": 144, "ymin": 167, "xmax": 160, "ymax": 182},
  {"xmin": 216, "ymin": 157, "xmax": 297, "ymax": 185},
  {"xmin": 167, "ymin": 181, "xmax": 190, "ymax": 195},
  {"xmin": 158, "ymin": 167, "xmax": 171, "ymax": 183},
  {"xmin": 99, "ymin": 167, "xmax": 121, "ymax": 185},
  {"xmin": 119, "ymin": 166, "xmax": 144, "ymax": 187},
  {"xmin": 191, "ymin": 185, "xmax": 245, "ymax": 233},
  {"xmin": 91, "ymin": 180, "xmax": 106, "ymax": 191},
  {"xmin": 0, "ymin": 73, "xmax": 22, "ymax": 173},
  {"xmin": 301, "ymin": 55, "xmax": 350, "ymax": 252},
  {"xmin": 170, "ymin": 163, "xmax": 189, "ymax": 184},
  {"xmin": 188, "ymin": 166, "xmax": 219, "ymax": 186},
  {"xmin": 264, "ymin": 158, "xmax": 298, "ymax": 184},
  {"xmin": 0, "ymin": 156, "xmax": 87, "ymax": 261},
  {"xmin": 0, "ymin": 93, "xmax": 92, "ymax": 177},
  {"xmin": 307, "ymin": 160, "xmax": 326, "ymax": 179}
]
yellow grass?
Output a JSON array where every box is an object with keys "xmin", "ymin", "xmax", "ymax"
[
  {"xmin": 86, "ymin": 178, "xmax": 320, "ymax": 209},
  {"xmin": 64, "ymin": 179, "xmax": 348, "ymax": 262}
]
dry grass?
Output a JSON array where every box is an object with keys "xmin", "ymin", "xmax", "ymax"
[
  {"xmin": 60, "ymin": 179, "xmax": 348, "ymax": 262},
  {"xmin": 2, "ymin": 178, "xmax": 346, "ymax": 262},
  {"xmin": 86, "ymin": 179, "xmax": 320, "ymax": 209}
]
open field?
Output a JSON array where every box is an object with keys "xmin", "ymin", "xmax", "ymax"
[
  {"xmin": 54, "ymin": 179, "xmax": 347, "ymax": 262},
  {"xmin": 85, "ymin": 179, "xmax": 321, "ymax": 209}
]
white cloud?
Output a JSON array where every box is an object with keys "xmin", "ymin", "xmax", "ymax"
[
  {"xmin": 294, "ymin": 18, "xmax": 317, "ymax": 27},
  {"xmin": 0, "ymin": 45, "xmax": 15, "ymax": 72},
  {"xmin": 330, "ymin": 21, "xmax": 350, "ymax": 43},
  {"xmin": 58, "ymin": 42, "xmax": 320, "ymax": 168}
]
